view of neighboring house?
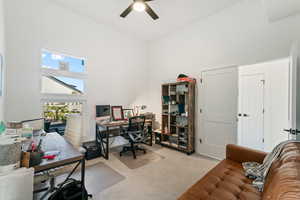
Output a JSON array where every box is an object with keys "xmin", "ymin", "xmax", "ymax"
[{"xmin": 42, "ymin": 76, "xmax": 83, "ymax": 95}]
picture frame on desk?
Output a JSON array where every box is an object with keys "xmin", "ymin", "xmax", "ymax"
[
  {"xmin": 123, "ymin": 109, "xmax": 134, "ymax": 120},
  {"xmin": 111, "ymin": 106, "xmax": 124, "ymax": 121}
]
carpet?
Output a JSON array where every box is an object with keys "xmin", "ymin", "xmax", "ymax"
[
  {"xmin": 57, "ymin": 162, "xmax": 125, "ymax": 195},
  {"xmin": 112, "ymin": 147, "xmax": 165, "ymax": 169},
  {"xmin": 97, "ymin": 146, "xmax": 219, "ymax": 200},
  {"xmin": 34, "ymin": 162, "xmax": 125, "ymax": 199}
]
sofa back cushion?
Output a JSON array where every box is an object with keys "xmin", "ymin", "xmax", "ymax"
[{"xmin": 263, "ymin": 142, "xmax": 300, "ymax": 200}]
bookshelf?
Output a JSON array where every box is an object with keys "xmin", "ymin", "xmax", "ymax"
[{"xmin": 161, "ymin": 81, "xmax": 195, "ymax": 155}]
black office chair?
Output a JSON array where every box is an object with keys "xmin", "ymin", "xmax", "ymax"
[{"xmin": 120, "ymin": 116, "xmax": 147, "ymax": 159}]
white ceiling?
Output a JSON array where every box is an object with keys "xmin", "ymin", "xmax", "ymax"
[
  {"xmin": 51, "ymin": 0, "xmax": 241, "ymax": 41},
  {"xmin": 264, "ymin": 0, "xmax": 300, "ymax": 22}
]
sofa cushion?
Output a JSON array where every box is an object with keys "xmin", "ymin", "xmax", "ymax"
[
  {"xmin": 262, "ymin": 142, "xmax": 300, "ymax": 200},
  {"xmin": 179, "ymin": 159, "xmax": 261, "ymax": 200}
]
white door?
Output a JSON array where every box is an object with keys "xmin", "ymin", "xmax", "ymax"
[
  {"xmin": 238, "ymin": 74, "xmax": 265, "ymax": 151},
  {"xmin": 286, "ymin": 42, "xmax": 300, "ymax": 140},
  {"xmin": 198, "ymin": 67, "xmax": 238, "ymax": 159}
]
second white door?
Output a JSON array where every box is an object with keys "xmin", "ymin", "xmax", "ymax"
[{"xmin": 238, "ymin": 74, "xmax": 265, "ymax": 151}]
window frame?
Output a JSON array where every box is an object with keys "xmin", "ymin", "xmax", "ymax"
[{"xmin": 40, "ymin": 49, "xmax": 88, "ymax": 138}]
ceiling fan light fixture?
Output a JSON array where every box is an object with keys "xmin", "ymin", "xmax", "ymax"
[
  {"xmin": 120, "ymin": 0, "xmax": 159, "ymax": 20},
  {"xmin": 133, "ymin": 2, "xmax": 146, "ymax": 12}
]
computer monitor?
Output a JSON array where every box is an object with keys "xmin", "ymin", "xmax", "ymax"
[{"xmin": 96, "ymin": 105, "xmax": 111, "ymax": 118}]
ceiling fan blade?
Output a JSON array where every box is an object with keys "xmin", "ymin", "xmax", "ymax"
[
  {"xmin": 145, "ymin": 3, "xmax": 159, "ymax": 20},
  {"xmin": 120, "ymin": 3, "xmax": 134, "ymax": 18}
]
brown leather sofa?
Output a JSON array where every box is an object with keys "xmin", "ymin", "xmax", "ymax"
[{"xmin": 178, "ymin": 143, "xmax": 300, "ymax": 200}]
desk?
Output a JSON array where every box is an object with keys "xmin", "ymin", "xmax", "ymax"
[
  {"xmin": 33, "ymin": 133, "xmax": 86, "ymax": 200},
  {"xmin": 96, "ymin": 120, "xmax": 153, "ymax": 160}
]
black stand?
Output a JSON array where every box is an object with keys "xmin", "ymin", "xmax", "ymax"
[
  {"xmin": 34, "ymin": 158, "xmax": 89, "ymax": 200},
  {"xmin": 96, "ymin": 124, "xmax": 153, "ymax": 160}
]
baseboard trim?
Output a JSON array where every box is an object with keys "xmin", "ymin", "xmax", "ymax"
[{"xmin": 197, "ymin": 152, "xmax": 223, "ymax": 161}]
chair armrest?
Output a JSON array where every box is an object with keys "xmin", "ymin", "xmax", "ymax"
[{"xmin": 226, "ymin": 144, "xmax": 267, "ymax": 164}]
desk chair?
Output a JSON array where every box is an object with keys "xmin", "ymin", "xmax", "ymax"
[{"xmin": 120, "ymin": 116, "xmax": 147, "ymax": 159}]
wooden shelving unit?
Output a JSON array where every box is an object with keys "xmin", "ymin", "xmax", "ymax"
[{"xmin": 160, "ymin": 81, "xmax": 195, "ymax": 155}]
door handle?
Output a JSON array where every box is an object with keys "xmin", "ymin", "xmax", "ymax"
[
  {"xmin": 284, "ymin": 129, "xmax": 300, "ymax": 135},
  {"xmin": 238, "ymin": 113, "xmax": 242, "ymax": 117},
  {"xmin": 284, "ymin": 129, "xmax": 292, "ymax": 133},
  {"xmin": 243, "ymin": 114, "xmax": 249, "ymax": 117}
]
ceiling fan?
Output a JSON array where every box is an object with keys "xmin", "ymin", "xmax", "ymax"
[{"xmin": 120, "ymin": 0, "xmax": 159, "ymax": 20}]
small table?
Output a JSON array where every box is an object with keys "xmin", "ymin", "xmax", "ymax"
[
  {"xmin": 33, "ymin": 133, "xmax": 86, "ymax": 200},
  {"xmin": 96, "ymin": 120, "xmax": 153, "ymax": 160}
]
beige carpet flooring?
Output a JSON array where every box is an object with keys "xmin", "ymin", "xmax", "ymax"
[
  {"xmin": 91, "ymin": 145, "xmax": 218, "ymax": 200},
  {"xmin": 35, "ymin": 145, "xmax": 218, "ymax": 200},
  {"xmin": 34, "ymin": 162, "xmax": 125, "ymax": 200},
  {"xmin": 56, "ymin": 162, "xmax": 125, "ymax": 195},
  {"xmin": 111, "ymin": 147, "xmax": 165, "ymax": 169}
]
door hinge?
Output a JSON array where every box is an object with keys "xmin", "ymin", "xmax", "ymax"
[
  {"xmin": 200, "ymin": 109, "xmax": 203, "ymax": 113},
  {"xmin": 199, "ymin": 139, "xmax": 202, "ymax": 143},
  {"xmin": 200, "ymin": 78, "xmax": 203, "ymax": 83},
  {"xmin": 263, "ymin": 109, "xmax": 265, "ymax": 114},
  {"xmin": 262, "ymin": 138, "xmax": 265, "ymax": 143}
]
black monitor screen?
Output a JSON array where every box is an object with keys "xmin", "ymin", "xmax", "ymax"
[{"xmin": 96, "ymin": 105, "xmax": 111, "ymax": 117}]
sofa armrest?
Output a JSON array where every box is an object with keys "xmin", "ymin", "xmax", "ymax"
[{"xmin": 226, "ymin": 144, "xmax": 267, "ymax": 164}]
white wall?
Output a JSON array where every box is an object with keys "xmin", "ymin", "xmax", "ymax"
[
  {"xmin": 4, "ymin": 0, "xmax": 148, "ymax": 139},
  {"xmin": 145, "ymin": 0, "xmax": 300, "ymax": 153},
  {"xmin": 0, "ymin": 0, "xmax": 4, "ymax": 121}
]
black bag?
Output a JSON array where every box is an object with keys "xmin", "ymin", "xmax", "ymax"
[{"xmin": 48, "ymin": 178, "xmax": 90, "ymax": 200}]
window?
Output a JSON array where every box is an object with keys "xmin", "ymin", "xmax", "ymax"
[
  {"xmin": 43, "ymin": 101, "xmax": 83, "ymax": 134},
  {"xmin": 41, "ymin": 50, "xmax": 86, "ymax": 96},
  {"xmin": 41, "ymin": 50, "xmax": 87, "ymax": 135},
  {"xmin": 41, "ymin": 76, "xmax": 84, "ymax": 95},
  {"xmin": 44, "ymin": 101, "xmax": 82, "ymax": 121},
  {"xmin": 42, "ymin": 50, "xmax": 85, "ymax": 73}
]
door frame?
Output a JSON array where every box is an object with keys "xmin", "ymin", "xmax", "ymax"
[{"xmin": 288, "ymin": 41, "xmax": 300, "ymax": 140}]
